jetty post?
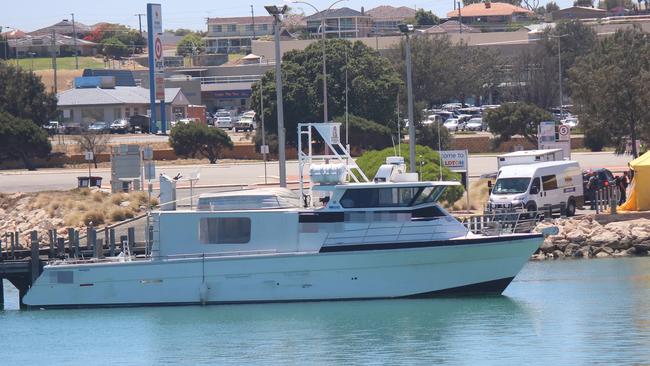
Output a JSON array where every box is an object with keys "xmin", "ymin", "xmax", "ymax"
[
  {"xmin": 109, "ymin": 229, "xmax": 116, "ymax": 257},
  {"xmin": 127, "ymin": 227, "xmax": 135, "ymax": 254},
  {"xmin": 29, "ymin": 231, "xmax": 40, "ymax": 285},
  {"xmin": 56, "ymin": 237, "xmax": 65, "ymax": 258}
]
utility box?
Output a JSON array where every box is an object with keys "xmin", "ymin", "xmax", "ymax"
[
  {"xmin": 187, "ymin": 105, "xmax": 207, "ymax": 124},
  {"xmin": 110, "ymin": 144, "xmax": 143, "ymax": 193},
  {"xmin": 159, "ymin": 174, "xmax": 177, "ymax": 211}
]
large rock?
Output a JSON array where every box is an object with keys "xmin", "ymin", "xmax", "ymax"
[
  {"xmin": 631, "ymin": 227, "xmax": 650, "ymax": 243},
  {"xmin": 633, "ymin": 243, "xmax": 650, "ymax": 255},
  {"xmin": 595, "ymin": 251, "xmax": 611, "ymax": 258},
  {"xmin": 552, "ymin": 250, "xmax": 565, "ymax": 259},
  {"xmin": 564, "ymin": 243, "xmax": 581, "ymax": 257},
  {"xmin": 566, "ymin": 230, "xmax": 587, "ymax": 244},
  {"xmin": 588, "ymin": 230, "xmax": 621, "ymax": 246},
  {"xmin": 540, "ymin": 240, "xmax": 556, "ymax": 254}
]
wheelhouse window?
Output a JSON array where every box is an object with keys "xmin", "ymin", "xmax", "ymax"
[
  {"xmin": 199, "ymin": 217, "xmax": 251, "ymax": 244},
  {"xmin": 340, "ymin": 187, "xmax": 420, "ymax": 208}
]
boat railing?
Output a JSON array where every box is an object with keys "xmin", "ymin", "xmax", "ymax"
[{"xmin": 459, "ymin": 211, "xmax": 542, "ymax": 236}]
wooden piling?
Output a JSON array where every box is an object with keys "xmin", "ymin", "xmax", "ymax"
[
  {"xmin": 0, "ymin": 277, "xmax": 4, "ymax": 309},
  {"xmin": 48, "ymin": 230, "xmax": 56, "ymax": 258},
  {"xmin": 109, "ymin": 229, "xmax": 116, "ymax": 257},
  {"xmin": 30, "ymin": 231, "xmax": 40, "ymax": 285},
  {"xmin": 74, "ymin": 230, "xmax": 80, "ymax": 257},
  {"xmin": 95, "ymin": 238, "xmax": 104, "ymax": 259},
  {"xmin": 127, "ymin": 228, "xmax": 135, "ymax": 254},
  {"xmin": 87, "ymin": 227, "xmax": 96, "ymax": 251},
  {"xmin": 14, "ymin": 232, "xmax": 19, "ymax": 257},
  {"xmin": 57, "ymin": 237, "xmax": 65, "ymax": 258},
  {"xmin": 67, "ymin": 228, "xmax": 76, "ymax": 258}
]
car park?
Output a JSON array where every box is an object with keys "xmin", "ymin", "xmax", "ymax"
[
  {"xmin": 110, "ymin": 119, "xmax": 130, "ymax": 134},
  {"xmin": 465, "ymin": 117, "xmax": 485, "ymax": 131},
  {"xmin": 87, "ymin": 121, "xmax": 110, "ymax": 133}
]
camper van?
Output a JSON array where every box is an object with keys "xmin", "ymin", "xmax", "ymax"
[
  {"xmin": 487, "ymin": 160, "xmax": 583, "ymax": 216},
  {"xmin": 497, "ymin": 149, "xmax": 565, "ymax": 169}
]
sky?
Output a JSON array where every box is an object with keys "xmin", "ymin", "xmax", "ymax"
[{"xmin": 1, "ymin": 0, "xmax": 574, "ymax": 33}]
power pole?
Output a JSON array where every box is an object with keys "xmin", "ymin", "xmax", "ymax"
[
  {"xmin": 51, "ymin": 29, "xmax": 58, "ymax": 93},
  {"xmin": 135, "ymin": 13, "xmax": 145, "ymax": 35},
  {"xmin": 251, "ymin": 5, "xmax": 256, "ymax": 40},
  {"xmin": 71, "ymin": 13, "xmax": 79, "ymax": 69}
]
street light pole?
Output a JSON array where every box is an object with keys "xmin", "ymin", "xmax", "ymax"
[
  {"xmin": 551, "ymin": 34, "xmax": 567, "ymax": 119},
  {"xmin": 292, "ymin": 0, "xmax": 348, "ymax": 123},
  {"xmin": 265, "ymin": 5, "xmax": 288, "ymax": 187},
  {"xmin": 399, "ymin": 23, "xmax": 416, "ymax": 174},
  {"xmin": 71, "ymin": 13, "xmax": 79, "ymax": 69}
]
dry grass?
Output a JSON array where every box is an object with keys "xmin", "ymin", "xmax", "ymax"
[
  {"xmin": 25, "ymin": 188, "xmax": 157, "ymax": 228},
  {"xmin": 451, "ymin": 179, "xmax": 491, "ymax": 212}
]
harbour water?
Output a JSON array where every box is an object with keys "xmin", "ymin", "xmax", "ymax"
[{"xmin": 2, "ymin": 257, "xmax": 650, "ymax": 365}]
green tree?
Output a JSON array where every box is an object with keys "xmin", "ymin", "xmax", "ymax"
[
  {"xmin": 0, "ymin": 111, "xmax": 52, "ymax": 170},
  {"xmin": 569, "ymin": 26, "xmax": 650, "ymax": 157},
  {"xmin": 177, "ymin": 33, "xmax": 205, "ymax": 56},
  {"xmin": 251, "ymin": 39, "xmax": 401, "ymax": 145},
  {"xmin": 0, "ymin": 63, "xmax": 58, "ymax": 124},
  {"xmin": 389, "ymin": 36, "xmax": 502, "ymax": 107},
  {"xmin": 484, "ymin": 102, "xmax": 553, "ymax": 146},
  {"xmin": 336, "ymin": 114, "xmax": 394, "ymax": 151},
  {"xmin": 546, "ymin": 2, "xmax": 561, "ymax": 12},
  {"xmin": 355, "ymin": 145, "xmax": 464, "ymax": 204},
  {"xmin": 169, "ymin": 123, "xmax": 233, "ymax": 163},
  {"xmin": 414, "ymin": 9, "xmax": 440, "ymax": 26},
  {"xmin": 574, "ymin": 0, "xmax": 594, "ymax": 6},
  {"xmin": 101, "ymin": 37, "xmax": 129, "ymax": 58},
  {"xmin": 416, "ymin": 123, "xmax": 453, "ymax": 151}
]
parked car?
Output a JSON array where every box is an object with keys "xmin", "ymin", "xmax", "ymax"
[
  {"xmin": 128, "ymin": 115, "xmax": 150, "ymax": 133},
  {"xmin": 561, "ymin": 117, "xmax": 579, "ymax": 128},
  {"xmin": 465, "ymin": 117, "xmax": 485, "ymax": 131},
  {"xmin": 456, "ymin": 114, "xmax": 474, "ymax": 130},
  {"xmin": 215, "ymin": 116, "xmax": 233, "ymax": 129},
  {"xmin": 87, "ymin": 121, "xmax": 110, "ymax": 133},
  {"xmin": 110, "ymin": 119, "xmax": 130, "ymax": 134},
  {"xmin": 443, "ymin": 118, "xmax": 462, "ymax": 131},
  {"xmin": 43, "ymin": 121, "xmax": 63, "ymax": 135},
  {"xmin": 234, "ymin": 115, "xmax": 255, "ymax": 132}
]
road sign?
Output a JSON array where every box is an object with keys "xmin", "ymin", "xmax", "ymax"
[
  {"xmin": 84, "ymin": 151, "xmax": 94, "ymax": 161},
  {"xmin": 440, "ymin": 150, "xmax": 468, "ymax": 172},
  {"xmin": 144, "ymin": 161, "xmax": 156, "ymax": 181},
  {"xmin": 260, "ymin": 145, "xmax": 270, "ymax": 154},
  {"xmin": 558, "ymin": 124, "xmax": 570, "ymax": 141},
  {"xmin": 150, "ymin": 3, "xmax": 162, "ymax": 34}
]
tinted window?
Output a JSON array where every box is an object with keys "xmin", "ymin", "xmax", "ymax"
[
  {"xmin": 199, "ymin": 217, "xmax": 251, "ymax": 244},
  {"xmin": 530, "ymin": 177, "xmax": 541, "ymax": 193},
  {"xmin": 340, "ymin": 188, "xmax": 419, "ymax": 208},
  {"xmin": 542, "ymin": 175, "xmax": 558, "ymax": 191}
]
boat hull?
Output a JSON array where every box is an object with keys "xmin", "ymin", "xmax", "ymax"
[{"xmin": 23, "ymin": 234, "xmax": 542, "ymax": 308}]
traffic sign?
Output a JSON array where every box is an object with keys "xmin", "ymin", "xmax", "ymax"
[{"xmin": 558, "ymin": 125, "xmax": 570, "ymax": 141}]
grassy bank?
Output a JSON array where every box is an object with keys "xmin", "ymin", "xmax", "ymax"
[{"xmin": 14, "ymin": 56, "xmax": 105, "ymax": 71}]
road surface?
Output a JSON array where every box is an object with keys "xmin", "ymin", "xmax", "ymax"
[{"xmin": 0, "ymin": 152, "xmax": 633, "ymax": 194}]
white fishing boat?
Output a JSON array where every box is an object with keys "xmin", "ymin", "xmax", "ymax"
[{"xmin": 23, "ymin": 123, "xmax": 547, "ymax": 308}]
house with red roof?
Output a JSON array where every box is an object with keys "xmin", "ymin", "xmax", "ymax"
[{"xmin": 446, "ymin": 2, "xmax": 533, "ymax": 31}]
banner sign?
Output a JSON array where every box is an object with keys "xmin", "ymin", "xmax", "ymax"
[{"xmin": 441, "ymin": 150, "xmax": 468, "ymax": 172}]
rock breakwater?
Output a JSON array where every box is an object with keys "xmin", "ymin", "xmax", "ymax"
[{"xmin": 534, "ymin": 216, "xmax": 650, "ymax": 260}]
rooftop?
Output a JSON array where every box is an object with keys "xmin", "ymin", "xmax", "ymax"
[
  {"xmin": 57, "ymin": 86, "xmax": 185, "ymax": 106},
  {"xmin": 207, "ymin": 16, "xmax": 275, "ymax": 25},
  {"xmin": 447, "ymin": 2, "xmax": 533, "ymax": 18},
  {"xmin": 304, "ymin": 7, "xmax": 369, "ymax": 21},
  {"xmin": 366, "ymin": 5, "xmax": 416, "ymax": 21}
]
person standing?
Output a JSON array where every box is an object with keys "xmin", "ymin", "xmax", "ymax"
[
  {"xmin": 587, "ymin": 173, "xmax": 598, "ymax": 210},
  {"xmin": 618, "ymin": 172, "xmax": 630, "ymax": 205}
]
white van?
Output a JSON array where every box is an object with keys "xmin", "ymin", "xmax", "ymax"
[{"xmin": 487, "ymin": 161, "xmax": 584, "ymax": 216}]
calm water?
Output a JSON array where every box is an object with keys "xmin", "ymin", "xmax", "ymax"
[{"xmin": 3, "ymin": 257, "xmax": 650, "ymax": 365}]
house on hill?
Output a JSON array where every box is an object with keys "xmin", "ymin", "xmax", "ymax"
[
  {"xmin": 366, "ymin": 5, "xmax": 416, "ymax": 35},
  {"xmin": 551, "ymin": 6, "xmax": 607, "ymax": 20},
  {"xmin": 447, "ymin": 2, "xmax": 533, "ymax": 31},
  {"xmin": 304, "ymin": 7, "xmax": 373, "ymax": 38}
]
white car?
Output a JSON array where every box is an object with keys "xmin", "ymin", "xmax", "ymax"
[
  {"xmin": 465, "ymin": 117, "xmax": 485, "ymax": 131},
  {"xmin": 215, "ymin": 116, "xmax": 233, "ymax": 129},
  {"xmin": 443, "ymin": 118, "xmax": 462, "ymax": 131},
  {"xmin": 234, "ymin": 116, "xmax": 256, "ymax": 132},
  {"xmin": 561, "ymin": 117, "xmax": 578, "ymax": 128}
]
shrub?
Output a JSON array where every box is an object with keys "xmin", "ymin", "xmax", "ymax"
[{"xmin": 83, "ymin": 210, "xmax": 105, "ymax": 226}]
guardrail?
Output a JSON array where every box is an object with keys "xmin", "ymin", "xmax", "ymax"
[{"xmin": 459, "ymin": 211, "xmax": 542, "ymax": 236}]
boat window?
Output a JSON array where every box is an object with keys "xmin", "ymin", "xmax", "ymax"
[
  {"xmin": 199, "ymin": 217, "xmax": 251, "ymax": 244},
  {"xmin": 492, "ymin": 178, "xmax": 531, "ymax": 194},
  {"xmin": 542, "ymin": 175, "xmax": 558, "ymax": 191},
  {"xmin": 340, "ymin": 187, "xmax": 420, "ymax": 208},
  {"xmin": 412, "ymin": 187, "xmax": 434, "ymax": 205}
]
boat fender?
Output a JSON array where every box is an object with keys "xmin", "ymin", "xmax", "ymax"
[
  {"xmin": 540, "ymin": 226, "xmax": 559, "ymax": 238},
  {"xmin": 199, "ymin": 282, "xmax": 209, "ymax": 305}
]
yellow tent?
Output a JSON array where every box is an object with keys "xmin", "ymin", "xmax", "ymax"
[{"xmin": 619, "ymin": 151, "xmax": 650, "ymax": 211}]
